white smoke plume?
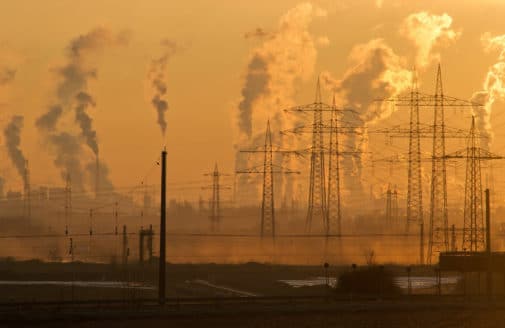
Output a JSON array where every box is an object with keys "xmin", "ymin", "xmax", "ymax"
[
  {"xmin": 401, "ymin": 11, "xmax": 460, "ymax": 69},
  {"xmin": 472, "ymin": 33, "xmax": 505, "ymax": 149},
  {"xmin": 4, "ymin": 115, "xmax": 27, "ymax": 185},
  {"xmin": 147, "ymin": 39, "xmax": 178, "ymax": 137},
  {"xmin": 321, "ymin": 39, "xmax": 411, "ymax": 203},
  {"xmin": 235, "ymin": 2, "xmax": 328, "ymax": 205},
  {"xmin": 36, "ymin": 27, "xmax": 130, "ymax": 191}
]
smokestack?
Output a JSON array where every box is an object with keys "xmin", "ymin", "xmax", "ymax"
[
  {"xmin": 159, "ymin": 148, "xmax": 167, "ymax": 305},
  {"xmin": 24, "ymin": 160, "xmax": 31, "ymax": 219},
  {"xmin": 95, "ymin": 155, "xmax": 99, "ymax": 200},
  {"xmin": 485, "ymin": 188, "xmax": 492, "ymax": 299}
]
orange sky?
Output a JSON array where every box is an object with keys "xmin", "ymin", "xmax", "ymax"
[{"xmin": 1, "ymin": 0, "xmax": 505, "ymax": 205}]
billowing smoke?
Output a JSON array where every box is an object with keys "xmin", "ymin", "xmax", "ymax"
[
  {"xmin": 147, "ymin": 39, "xmax": 178, "ymax": 136},
  {"xmin": 0, "ymin": 67, "xmax": 16, "ymax": 85},
  {"xmin": 49, "ymin": 132, "xmax": 85, "ymax": 191},
  {"xmin": 86, "ymin": 160, "xmax": 114, "ymax": 193},
  {"xmin": 4, "ymin": 115, "xmax": 27, "ymax": 185},
  {"xmin": 235, "ymin": 2, "xmax": 328, "ymax": 205},
  {"xmin": 36, "ymin": 27, "xmax": 130, "ymax": 191},
  {"xmin": 472, "ymin": 33, "xmax": 505, "ymax": 149},
  {"xmin": 75, "ymin": 91, "xmax": 98, "ymax": 155},
  {"xmin": 321, "ymin": 39, "xmax": 411, "ymax": 203},
  {"xmin": 401, "ymin": 12, "xmax": 459, "ymax": 69},
  {"xmin": 238, "ymin": 54, "xmax": 270, "ymax": 138},
  {"xmin": 35, "ymin": 105, "xmax": 63, "ymax": 132}
]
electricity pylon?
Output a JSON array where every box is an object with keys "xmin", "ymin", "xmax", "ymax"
[
  {"xmin": 445, "ymin": 116, "xmax": 502, "ymax": 251},
  {"xmin": 327, "ymin": 95, "xmax": 342, "ymax": 236},
  {"xmin": 237, "ymin": 120, "xmax": 299, "ymax": 238},
  {"xmin": 203, "ymin": 164, "xmax": 230, "ymax": 232},
  {"xmin": 377, "ymin": 65, "xmax": 483, "ymax": 264},
  {"xmin": 282, "ymin": 85, "xmax": 361, "ymax": 235},
  {"xmin": 307, "ymin": 78, "xmax": 326, "ymax": 234}
]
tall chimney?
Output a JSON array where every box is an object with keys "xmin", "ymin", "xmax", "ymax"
[
  {"xmin": 95, "ymin": 154, "xmax": 99, "ymax": 200},
  {"xmin": 485, "ymin": 188, "xmax": 492, "ymax": 299},
  {"xmin": 23, "ymin": 159, "xmax": 31, "ymax": 219},
  {"xmin": 159, "ymin": 148, "xmax": 167, "ymax": 305}
]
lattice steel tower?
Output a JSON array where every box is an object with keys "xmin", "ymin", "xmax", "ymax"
[
  {"xmin": 261, "ymin": 121, "xmax": 275, "ymax": 237},
  {"xmin": 428, "ymin": 65, "xmax": 449, "ymax": 263},
  {"xmin": 237, "ymin": 120, "xmax": 299, "ymax": 238},
  {"xmin": 463, "ymin": 117, "xmax": 484, "ymax": 251},
  {"xmin": 445, "ymin": 116, "xmax": 503, "ymax": 251},
  {"xmin": 406, "ymin": 73, "xmax": 423, "ymax": 233},
  {"xmin": 327, "ymin": 94, "xmax": 342, "ymax": 235},
  {"xmin": 205, "ymin": 164, "xmax": 223, "ymax": 232},
  {"xmin": 306, "ymin": 78, "xmax": 327, "ymax": 232}
]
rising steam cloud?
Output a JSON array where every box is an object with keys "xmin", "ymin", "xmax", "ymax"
[
  {"xmin": 235, "ymin": 2, "xmax": 328, "ymax": 205},
  {"xmin": 401, "ymin": 12, "xmax": 460, "ymax": 69},
  {"xmin": 4, "ymin": 115, "xmax": 27, "ymax": 185},
  {"xmin": 36, "ymin": 27, "xmax": 130, "ymax": 191},
  {"xmin": 472, "ymin": 33, "xmax": 505, "ymax": 149},
  {"xmin": 147, "ymin": 39, "xmax": 178, "ymax": 136},
  {"xmin": 321, "ymin": 39, "xmax": 411, "ymax": 202}
]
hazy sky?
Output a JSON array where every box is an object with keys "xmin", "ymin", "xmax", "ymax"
[{"xmin": 1, "ymin": 0, "xmax": 505, "ymax": 203}]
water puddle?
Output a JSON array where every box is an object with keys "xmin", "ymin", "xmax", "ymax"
[{"xmin": 279, "ymin": 276, "xmax": 460, "ymax": 289}]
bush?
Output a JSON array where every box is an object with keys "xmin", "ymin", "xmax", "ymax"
[{"xmin": 336, "ymin": 266, "xmax": 400, "ymax": 295}]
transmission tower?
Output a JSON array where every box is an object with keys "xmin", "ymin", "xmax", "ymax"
[
  {"xmin": 445, "ymin": 116, "xmax": 503, "ymax": 251},
  {"xmin": 407, "ymin": 73, "xmax": 423, "ymax": 233},
  {"xmin": 282, "ymin": 86, "xmax": 361, "ymax": 235},
  {"xmin": 327, "ymin": 95, "xmax": 342, "ymax": 235},
  {"xmin": 376, "ymin": 64, "xmax": 483, "ymax": 263},
  {"xmin": 427, "ymin": 65, "xmax": 449, "ymax": 263},
  {"xmin": 237, "ymin": 120, "xmax": 299, "ymax": 238},
  {"xmin": 203, "ymin": 164, "xmax": 230, "ymax": 232},
  {"xmin": 307, "ymin": 78, "xmax": 326, "ymax": 233}
]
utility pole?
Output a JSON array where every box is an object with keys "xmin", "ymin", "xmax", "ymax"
[
  {"xmin": 159, "ymin": 148, "xmax": 167, "ymax": 305},
  {"xmin": 485, "ymin": 188, "xmax": 492, "ymax": 299},
  {"xmin": 237, "ymin": 120, "xmax": 299, "ymax": 238},
  {"xmin": 64, "ymin": 172, "xmax": 72, "ymax": 235},
  {"xmin": 122, "ymin": 225, "xmax": 128, "ymax": 266}
]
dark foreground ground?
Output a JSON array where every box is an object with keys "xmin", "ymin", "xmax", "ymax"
[
  {"xmin": 1, "ymin": 259, "xmax": 501, "ymax": 327},
  {"xmin": 2, "ymin": 300, "xmax": 505, "ymax": 328},
  {"xmin": 0, "ymin": 259, "xmax": 441, "ymax": 302}
]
